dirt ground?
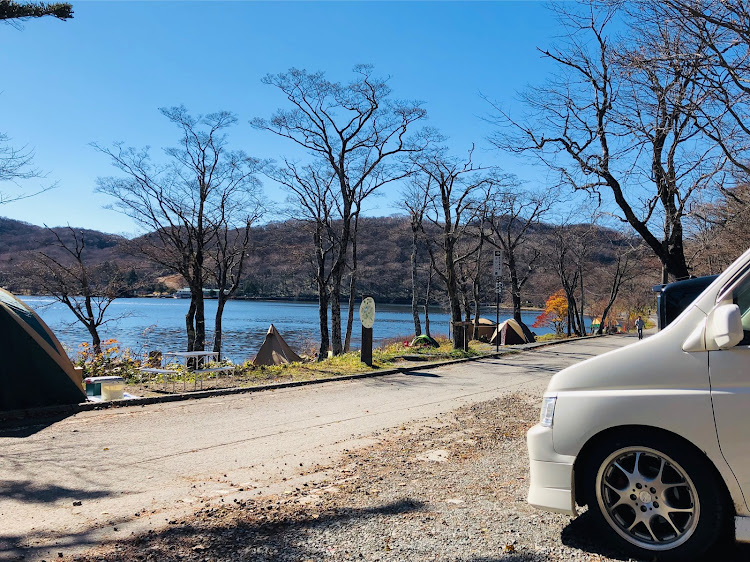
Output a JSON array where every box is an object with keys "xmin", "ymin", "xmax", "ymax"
[{"xmin": 56, "ymin": 386, "xmax": 750, "ymax": 562}]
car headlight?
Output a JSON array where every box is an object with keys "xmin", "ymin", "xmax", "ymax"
[{"xmin": 540, "ymin": 395, "xmax": 557, "ymax": 428}]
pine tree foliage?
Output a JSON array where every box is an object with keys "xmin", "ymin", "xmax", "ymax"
[{"xmin": 0, "ymin": 0, "xmax": 72, "ymax": 21}]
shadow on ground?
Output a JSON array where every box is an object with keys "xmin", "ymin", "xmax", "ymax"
[
  {"xmin": 0, "ymin": 481, "xmax": 113, "ymax": 557},
  {"xmin": 0, "ymin": 479, "xmax": 110, "ymax": 505},
  {"xmin": 401, "ymin": 370, "xmax": 441, "ymax": 378},
  {"xmin": 0, "ymin": 411, "xmax": 74, "ymax": 438},
  {"xmin": 9, "ymin": 498, "xmax": 436, "ymax": 562},
  {"xmin": 561, "ymin": 510, "xmax": 750, "ymax": 561}
]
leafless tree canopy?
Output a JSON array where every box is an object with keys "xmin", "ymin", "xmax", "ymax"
[
  {"xmin": 490, "ymin": 1, "xmax": 727, "ymax": 282},
  {"xmin": 487, "ymin": 183, "xmax": 552, "ymax": 325},
  {"xmin": 665, "ymin": 0, "xmax": 750, "ymax": 174},
  {"xmin": 33, "ymin": 226, "xmax": 124, "ymax": 355},
  {"xmin": 409, "ymin": 143, "xmax": 497, "ymax": 349},
  {"xmin": 95, "ymin": 106, "xmax": 262, "ymax": 352},
  {"xmin": 255, "ymin": 65, "xmax": 427, "ymax": 356}
]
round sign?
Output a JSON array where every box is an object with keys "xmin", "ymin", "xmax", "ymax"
[{"xmin": 359, "ymin": 297, "xmax": 375, "ymax": 329}]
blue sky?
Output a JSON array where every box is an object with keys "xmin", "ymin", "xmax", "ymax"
[{"xmin": 1, "ymin": 1, "xmax": 562, "ymax": 235}]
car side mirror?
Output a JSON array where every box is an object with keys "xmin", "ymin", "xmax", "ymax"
[{"xmin": 706, "ymin": 304, "xmax": 744, "ymax": 350}]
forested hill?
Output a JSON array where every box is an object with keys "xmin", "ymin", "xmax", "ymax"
[{"xmin": 0, "ymin": 215, "xmax": 636, "ymax": 307}]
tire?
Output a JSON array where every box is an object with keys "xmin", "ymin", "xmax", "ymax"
[{"xmin": 583, "ymin": 433, "xmax": 728, "ymax": 562}]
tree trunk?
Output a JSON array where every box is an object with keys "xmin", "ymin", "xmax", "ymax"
[
  {"xmin": 82, "ymin": 295, "xmax": 102, "ymax": 355},
  {"xmin": 186, "ymin": 298, "xmax": 197, "ymax": 351},
  {"xmin": 508, "ymin": 253, "xmax": 523, "ymax": 324},
  {"xmin": 444, "ymin": 243, "xmax": 463, "ymax": 349},
  {"xmin": 578, "ymin": 266, "xmax": 586, "ymax": 335},
  {"xmin": 328, "ymin": 180, "xmax": 353, "ymax": 356},
  {"xmin": 472, "ymin": 276, "xmax": 481, "ymax": 340},
  {"xmin": 213, "ymin": 293, "xmax": 227, "ymax": 358},
  {"xmin": 424, "ymin": 268, "xmax": 432, "ymax": 338},
  {"xmin": 195, "ymin": 292, "xmax": 206, "ymax": 351},
  {"xmin": 344, "ymin": 221, "xmax": 359, "ymax": 352},
  {"xmin": 86, "ymin": 323, "xmax": 102, "ymax": 356},
  {"xmin": 313, "ymin": 225, "xmax": 331, "ymax": 362},
  {"xmin": 599, "ymin": 303, "xmax": 612, "ymax": 336},
  {"xmin": 472, "ymin": 228, "xmax": 485, "ymax": 340},
  {"xmin": 318, "ymin": 289, "xmax": 330, "ymax": 362},
  {"xmin": 411, "ymin": 229, "xmax": 422, "ymax": 337},
  {"xmin": 330, "ymin": 277, "xmax": 343, "ymax": 355},
  {"xmin": 472, "ymin": 298, "xmax": 481, "ymax": 341},
  {"xmin": 344, "ymin": 270, "xmax": 356, "ymax": 352}
]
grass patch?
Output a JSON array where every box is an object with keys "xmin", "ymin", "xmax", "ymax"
[{"xmin": 79, "ymin": 333, "xmax": 558, "ymax": 398}]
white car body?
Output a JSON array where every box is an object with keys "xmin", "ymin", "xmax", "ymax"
[{"xmin": 527, "ymin": 246, "xmax": 750, "ymax": 552}]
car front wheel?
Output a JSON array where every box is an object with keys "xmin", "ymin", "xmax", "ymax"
[{"xmin": 585, "ymin": 435, "xmax": 728, "ymax": 561}]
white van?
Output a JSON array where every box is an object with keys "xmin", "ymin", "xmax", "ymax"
[{"xmin": 527, "ymin": 247, "xmax": 750, "ymax": 561}]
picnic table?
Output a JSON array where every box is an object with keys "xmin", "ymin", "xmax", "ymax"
[{"xmin": 138, "ymin": 350, "xmax": 234, "ymax": 392}]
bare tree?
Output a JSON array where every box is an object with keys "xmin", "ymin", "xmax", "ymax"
[
  {"xmin": 343, "ymin": 210, "xmax": 360, "ymax": 352},
  {"xmin": 545, "ymin": 217, "xmax": 598, "ymax": 337},
  {"xmin": 0, "ymin": 133, "xmax": 36, "ymax": 184},
  {"xmin": 207, "ymin": 189, "xmax": 264, "ymax": 357},
  {"xmin": 267, "ymin": 160, "xmax": 339, "ymax": 361},
  {"xmin": 0, "ymin": 132, "xmax": 55, "ymax": 204},
  {"xmin": 666, "ymin": 0, "xmax": 750, "ymax": 175},
  {"xmin": 33, "ymin": 227, "xmax": 123, "ymax": 355},
  {"xmin": 487, "ymin": 182, "xmax": 551, "ymax": 327},
  {"xmin": 253, "ymin": 65, "xmax": 427, "ymax": 355},
  {"xmin": 403, "ymin": 171, "xmax": 433, "ymax": 337},
  {"xmin": 95, "ymin": 106, "xmax": 261, "ymax": 352},
  {"xmin": 423, "ymin": 266, "xmax": 434, "ymax": 338},
  {"xmin": 688, "ymin": 182, "xmax": 750, "ymax": 273},
  {"xmin": 580, "ymin": 220, "xmax": 644, "ymax": 335},
  {"xmin": 490, "ymin": 2, "xmax": 723, "ymax": 282},
  {"xmin": 414, "ymin": 144, "xmax": 494, "ymax": 349}
]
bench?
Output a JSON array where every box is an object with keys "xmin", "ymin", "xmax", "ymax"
[
  {"xmin": 191, "ymin": 366, "xmax": 235, "ymax": 390},
  {"xmin": 138, "ymin": 365, "xmax": 235, "ymax": 392},
  {"xmin": 137, "ymin": 367, "xmax": 180, "ymax": 391}
]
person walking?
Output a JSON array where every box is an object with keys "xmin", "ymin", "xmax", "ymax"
[{"xmin": 635, "ymin": 316, "xmax": 645, "ymax": 340}]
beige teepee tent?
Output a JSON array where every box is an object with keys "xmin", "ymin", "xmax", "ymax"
[
  {"xmin": 252, "ymin": 324, "xmax": 302, "ymax": 366},
  {"xmin": 490, "ymin": 318, "xmax": 535, "ymax": 346}
]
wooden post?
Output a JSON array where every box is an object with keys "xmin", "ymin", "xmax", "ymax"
[{"xmin": 361, "ymin": 326, "xmax": 373, "ymax": 367}]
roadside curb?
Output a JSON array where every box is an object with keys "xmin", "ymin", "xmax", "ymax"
[{"xmin": 1, "ymin": 334, "xmax": 608, "ymax": 423}]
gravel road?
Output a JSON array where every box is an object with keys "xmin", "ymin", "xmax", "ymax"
[
  {"xmin": 6, "ymin": 335, "xmax": 749, "ymax": 561},
  {"xmin": 62, "ymin": 390, "xmax": 750, "ymax": 562}
]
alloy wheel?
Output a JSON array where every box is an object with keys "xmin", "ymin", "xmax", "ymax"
[{"xmin": 595, "ymin": 446, "xmax": 700, "ymax": 551}]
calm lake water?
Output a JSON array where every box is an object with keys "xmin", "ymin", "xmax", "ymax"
[{"xmin": 20, "ymin": 296, "xmax": 551, "ymax": 363}]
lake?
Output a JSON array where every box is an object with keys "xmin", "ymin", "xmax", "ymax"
[{"xmin": 19, "ymin": 296, "xmax": 551, "ymax": 363}]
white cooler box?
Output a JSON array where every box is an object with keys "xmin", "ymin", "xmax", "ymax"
[{"xmin": 84, "ymin": 376, "xmax": 125, "ymax": 401}]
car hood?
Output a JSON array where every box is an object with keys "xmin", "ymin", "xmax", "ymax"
[{"xmin": 546, "ymin": 305, "xmax": 711, "ymax": 394}]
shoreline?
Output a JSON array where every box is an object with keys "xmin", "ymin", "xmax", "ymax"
[{"xmin": 20, "ymin": 292, "xmax": 543, "ymax": 312}]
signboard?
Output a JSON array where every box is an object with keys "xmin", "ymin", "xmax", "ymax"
[
  {"xmin": 493, "ymin": 250, "xmax": 504, "ymax": 278},
  {"xmin": 359, "ymin": 296, "xmax": 375, "ymax": 329},
  {"xmin": 359, "ymin": 297, "xmax": 375, "ymax": 366},
  {"xmin": 496, "ymin": 279, "xmax": 503, "ymax": 295}
]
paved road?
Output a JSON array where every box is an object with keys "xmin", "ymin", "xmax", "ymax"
[{"xmin": 0, "ymin": 336, "xmax": 631, "ymax": 561}]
